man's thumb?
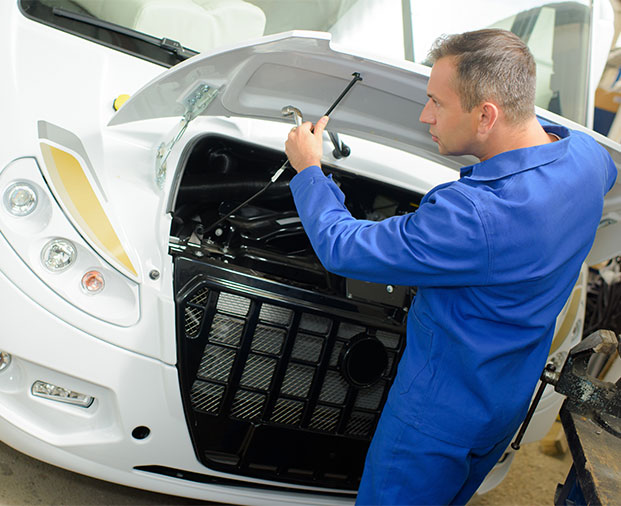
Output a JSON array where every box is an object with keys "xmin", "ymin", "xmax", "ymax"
[{"xmin": 314, "ymin": 116, "xmax": 329, "ymax": 137}]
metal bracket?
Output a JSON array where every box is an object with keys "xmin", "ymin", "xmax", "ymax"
[
  {"xmin": 155, "ymin": 82, "xmax": 219, "ymax": 189},
  {"xmin": 512, "ymin": 329, "xmax": 621, "ymax": 449}
]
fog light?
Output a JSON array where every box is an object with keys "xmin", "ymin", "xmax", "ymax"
[
  {"xmin": 31, "ymin": 380, "xmax": 94, "ymax": 408},
  {"xmin": 3, "ymin": 182, "xmax": 37, "ymax": 216},
  {"xmin": 41, "ymin": 239, "xmax": 76, "ymax": 272},
  {"xmin": 0, "ymin": 352, "xmax": 11, "ymax": 372},
  {"xmin": 81, "ymin": 270, "xmax": 105, "ymax": 294}
]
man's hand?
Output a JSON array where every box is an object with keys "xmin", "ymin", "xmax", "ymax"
[{"xmin": 285, "ymin": 116, "xmax": 329, "ymax": 173}]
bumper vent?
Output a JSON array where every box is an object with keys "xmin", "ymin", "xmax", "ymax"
[{"xmin": 175, "ymin": 257, "xmax": 406, "ymax": 490}]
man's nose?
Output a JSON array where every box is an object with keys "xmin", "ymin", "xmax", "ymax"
[{"xmin": 419, "ymin": 100, "xmax": 434, "ymax": 124}]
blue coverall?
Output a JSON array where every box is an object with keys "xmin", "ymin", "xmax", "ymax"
[{"xmin": 289, "ymin": 124, "xmax": 617, "ymax": 505}]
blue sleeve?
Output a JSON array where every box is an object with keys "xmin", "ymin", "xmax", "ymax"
[{"xmin": 289, "ymin": 166, "xmax": 490, "ymax": 287}]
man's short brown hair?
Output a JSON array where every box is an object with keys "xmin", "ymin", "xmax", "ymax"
[{"xmin": 428, "ymin": 29, "xmax": 536, "ymax": 124}]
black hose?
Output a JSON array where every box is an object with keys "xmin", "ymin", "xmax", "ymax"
[{"xmin": 202, "ymin": 180, "xmax": 277, "ymax": 235}]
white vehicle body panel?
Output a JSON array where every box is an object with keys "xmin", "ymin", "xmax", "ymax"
[{"xmin": 0, "ymin": 1, "xmax": 619, "ymax": 503}]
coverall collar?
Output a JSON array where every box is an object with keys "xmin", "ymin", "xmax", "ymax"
[{"xmin": 460, "ymin": 125, "xmax": 570, "ymax": 181}]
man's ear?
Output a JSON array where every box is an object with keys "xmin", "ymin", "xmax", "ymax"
[{"xmin": 477, "ymin": 102, "xmax": 499, "ymax": 134}]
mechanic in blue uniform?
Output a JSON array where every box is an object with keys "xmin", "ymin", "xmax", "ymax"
[{"xmin": 285, "ymin": 29, "xmax": 618, "ymax": 505}]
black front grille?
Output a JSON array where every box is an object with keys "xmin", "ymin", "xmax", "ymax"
[{"xmin": 175, "ymin": 257, "xmax": 406, "ymax": 490}]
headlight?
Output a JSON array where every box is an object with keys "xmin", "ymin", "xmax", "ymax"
[
  {"xmin": 41, "ymin": 239, "xmax": 77, "ymax": 272},
  {"xmin": 81, "ymin": 270, "xmax": 105, "ymax": 294},
  {"xmin": 31, "ymin": 380, "xmax": 94, "ymax": 408},
  {"xmin": 0, "ymin": 351, "xmax": 11, "ymax": 372},
  {"xmin": 3, "ymin": 182, "xmax": 38, "ymax": 217},
  {"xmin": 0, "ymin": 158, "xmax": 139, "ymax": 327}
]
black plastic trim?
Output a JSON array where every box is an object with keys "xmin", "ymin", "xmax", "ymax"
[
  {"xmin": 173, "ymin": 257, "xmax": 406, "ymax": 490},
  {"xmin": 134, "ymin": 465, "xmax": 356, "ymax": 498},
  {"xmin": 18, "ymin": 0, "xmax": 196, "ymax": 68}
]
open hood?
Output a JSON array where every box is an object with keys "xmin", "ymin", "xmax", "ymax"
[
  {"xmin": 108, "ymin": 31, "xmax": 467, "ymax": 169},
  {"xmin": 108, "ymin": 31, "xmax": 621, "ymax": 265}
]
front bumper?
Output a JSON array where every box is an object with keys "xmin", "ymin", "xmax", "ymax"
[{"xmin": 0, "ymin": 264, "xmax": 354, "ymax": 505}]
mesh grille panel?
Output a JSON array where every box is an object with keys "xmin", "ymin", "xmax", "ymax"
[
  {"xmin": 281, "ymin": 363, "xmax": 314, "ymax": 398},
  {"xmin": 355, "ymin": 381, "xmax": 385, "ymax": 410},
  {"xmin": 329, "ymin": 341, "xmax": 344, "ymax": 367},
  {"xmin": 189, "ymin": 287, "xmax": 210, "ymax": 306},
  {"xmin": 291, "ymin": 333, "xmax": 324, "ymax": 363},
  {"xmin": 177, "ymin": 271, "xmax": 406, "ymax": 491},
  {"xmin": 231, "ymin": 390, "xmax": 266, "ymax": 421},
  {"xmin": 271, "ymin": 398, "xmax": 304, "ymax": 426},
  {"xmin": 184, "ymin": 306, "xmax": 204, "ymax": 338},
  {"xmin": 217, "ymin": 292, "xmax": 251, "ymax": 317},
  {"xmin": 191, "ymin": 380, "xmax": 225, "ymax": 414},
  {"xmin": 319, "ymin": 370, "xmax": 349, "ymax": 404},
  {"xmin": 251, "ymin": 325, "xmax": 285, "ymax": 355},
  {"xmin": 197, "ymin": 345, "xmax": 236, "ymax": 382},
  {"xmin": 345, "ymin": 411, "xmax": 375, "ymax": 437},
  {"xmin": 386, "ymin": 351, "xmax": 396, "ymax": 375},
  {"xmin": 376, "ymin": 330, "xmax": 400, "ymax": 349},
  {"xmin": 299, "ymin": 313, "xmax": 331, "ymax": 335},
  {"xmin": 209, "ymin": 314, "xmax": 244, "ymax": 347},
  {"xmin": 240, "ymin": 354, "xmax": 277, "ymax": 391},
  {"xmin": 309, "ymin": 405, "xmax": 340, "ymax": 432},
  {"xmin": 337, "ymin": 322, "xmax": 366, "ymax": 339},
  {"xmin": 259, "ymin": 304, "xmax": 293, "ymax": 326}
]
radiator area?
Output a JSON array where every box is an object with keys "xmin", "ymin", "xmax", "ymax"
[{"xmin": 174, "ymin": 256, "xmax": 406, "ymax": 490}]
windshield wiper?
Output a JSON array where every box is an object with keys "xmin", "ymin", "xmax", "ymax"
[{"xmin": 52, "ymin": 7, "xmax": 197, "ymax": 61}]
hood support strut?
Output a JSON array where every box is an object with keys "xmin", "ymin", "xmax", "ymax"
[{"xmin": 155, "ymin": 82, "xmax": 219, "ymax": 188}]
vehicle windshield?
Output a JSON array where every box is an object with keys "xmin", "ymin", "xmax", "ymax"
[{"xmin": 22, "ymin": 0, "xmax": 598, "ymax": 125}]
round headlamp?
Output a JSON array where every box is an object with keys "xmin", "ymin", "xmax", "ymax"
[
  {"xmin": 81, "ymin": 270, "xmax": 105, "ymax": 294},
  {"xmin": 0, "ymin": 351, "xmax": 11, "ymax": 372},
  {"xmin": 3, "ymin": 182, "xmax": 38, "ymax": 217},
  {"xmin": 41, "ymin": 239, "xmax": 77, "ymax": 272}
]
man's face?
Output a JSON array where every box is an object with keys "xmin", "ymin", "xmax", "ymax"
[{"xmin": 419, "ymin": 57, "xmax": 480, "ymax": 156}]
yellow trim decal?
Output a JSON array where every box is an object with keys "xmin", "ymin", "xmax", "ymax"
[{"xmin": 40, "ymin": 142, "xmax": 138, "ymax": 278}]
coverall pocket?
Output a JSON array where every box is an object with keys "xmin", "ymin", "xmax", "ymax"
[{"xmin": 396, "ymin": 314, "xmax": 433, "ymax": 395}]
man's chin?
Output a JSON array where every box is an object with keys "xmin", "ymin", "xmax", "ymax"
[
  {"xmin": 436, "ymin": 144, "xmax": 463, "ymax": 157},
  {"xmin": 432, "ymin": 138, "xmax": 459, "ymax": 156}
]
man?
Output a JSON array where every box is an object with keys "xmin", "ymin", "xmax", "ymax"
[{"xmin": 285, "ymin": 29, "xmax": 617, "ymax": 505}]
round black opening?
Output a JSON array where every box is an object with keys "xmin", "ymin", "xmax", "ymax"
[
  {"xmin": 132, "ymin": 426, "xmax": 151, "ymax": 440},
  {"xmin": 340, "ymin": 334, "xmax": 388, "ymax": 388}
]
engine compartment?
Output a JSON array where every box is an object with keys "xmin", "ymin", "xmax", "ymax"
[
  {"xmin": 169, "ymin": 134, "xmax": 423, "ymax": 489},
  {"xmin": 170, "ymin": 134, "xmax": 423, "ymax": 304}
]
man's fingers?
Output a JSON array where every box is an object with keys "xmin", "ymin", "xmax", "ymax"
[
  {"xmin": 314, "ymin": 116, "xmax": 329, "ymax": 138},
  {"xmin": 285, "ymin": 116, "xmax": 327, "ymax": 172}
]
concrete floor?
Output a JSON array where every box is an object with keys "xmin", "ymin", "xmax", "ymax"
[
  {"xmin": 469, "ymin": 439, "xmax": 572, "ymax": 505},
  {"xmin": 0, "ymin": 437, "xmax": 571, "ymax": 505}
]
